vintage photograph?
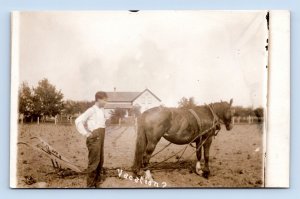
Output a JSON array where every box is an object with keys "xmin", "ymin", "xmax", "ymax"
[{"xmin": 11, "ymin": 11, "xmax": 269, "ymax": 188}]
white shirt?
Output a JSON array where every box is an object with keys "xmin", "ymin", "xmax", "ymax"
[{"xmin": 75, "ymin": 104, "xmax": 106, "ymax": 137}]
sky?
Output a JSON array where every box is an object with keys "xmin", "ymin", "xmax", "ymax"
[{"xmin": 17, "ymin": 11, "xmax": 268, "ymax": 108}]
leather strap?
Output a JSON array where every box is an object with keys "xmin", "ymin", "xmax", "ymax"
[
  {"xmin": 189, "ymin": 109, "xmax": 202, "ymax": 131},
  {"xmin": 207, "ymin": 104, "xmax": 219, "ymax": 125}
]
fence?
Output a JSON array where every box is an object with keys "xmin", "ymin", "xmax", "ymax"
[
  {"xmin": 232, "ymin": 116, "xmax": 264, "ymax": 124},
  {"xmin": 19, "ymin": 114, "xmax": 263, "ymax": 126},
  {"xmin": 19, "ymin": 114, "xmax": 75, "ymax": 125},
  {"xmin": 54, "ymin": 115, "xmax": 75, "ymax": 125}
]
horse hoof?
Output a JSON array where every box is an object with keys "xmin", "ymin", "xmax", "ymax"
[
  {"xmin": 136, "ymin": 171, "xmax": 144, "ymax": 178},
  {"xmin": 144, "ymin": 170, "xmax": 154, "ymax": 181},
  {"xmin": 195, "ymin": 161, "xmax": 203, "ymax": 175},
  {"xmin": 202, "ymin": 171, "xmax": 210, "ymax": 179},
  {"xmin": 132, "ymin": 168, "xmax": 143, "ymax": 178},
  {"xmin": 196, "ymin": 168, "xmax": 203, "ymax": 175}
]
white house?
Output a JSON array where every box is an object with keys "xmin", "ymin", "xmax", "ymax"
[{"xmin": 104, "ymin": 88, "xmax": 162, "ymax": 117}]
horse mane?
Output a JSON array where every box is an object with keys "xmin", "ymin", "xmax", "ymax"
[
  {"xmin": 194, "ymin": 101, "xmax": 230, "ymax": 109},
  {"xmin": 193, "ymin": 101, "xmax": 231, "ymax": 118}
]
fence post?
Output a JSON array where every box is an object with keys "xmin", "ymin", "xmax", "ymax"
[
  {"xmin": 37, "ymin": 117, "xmax": 40, "ymax": 125},
  {"xmin": 20, "ymin": 114, "xmax": 24, "ymax": 125},
  {"xmin": 248, "ymin": 115, "xmax": 251, "ymax": 124},
  {"xmin": 54, "ymin": 115, "xmax": 57, "ymax": 125}
]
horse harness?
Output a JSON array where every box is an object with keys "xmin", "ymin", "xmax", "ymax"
[
  {"xmin": 188, "ymin": 104, "xmax": 221, "ymax": 138},
  {"xmin": 146, "ymin": 105, "xmax": 223, "ymax": 169}
]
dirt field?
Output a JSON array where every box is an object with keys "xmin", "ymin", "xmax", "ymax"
[{"xmin": 15, "ymin": 123, "xmax": 264, "ymax": 188}]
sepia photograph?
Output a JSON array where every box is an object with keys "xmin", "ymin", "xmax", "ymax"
[{"xmin": 10, "ymin": 11, "xmax": 271, "ymax": 188}]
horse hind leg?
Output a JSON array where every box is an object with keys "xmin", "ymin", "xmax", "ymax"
[
  {"xmin": 142, "ymin": 125, "xmax": 164, "ymax": 181},
  {"xmin": 142, "ymin": 125, "xmax": 164, "ymax": 168},
  {"xmin": 142, "ymin": 140, "xmax": 160, "ymax": 182},
  {"xmin": 143, "ymin": 141, "xmax": 159, "ymax": 168},
  {"xmin": 132, "ymin": 124, "xmax": 147, "ymax": 177}
]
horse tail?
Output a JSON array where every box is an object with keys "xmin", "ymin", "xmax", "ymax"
[{"xmin": 132, "ymin": 118, "xmax": 147, "ymax": 175}]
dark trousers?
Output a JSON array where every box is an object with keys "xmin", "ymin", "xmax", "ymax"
[{"xmin": 86, "ymin": 128, "xmax": 105, "ymax": 187}]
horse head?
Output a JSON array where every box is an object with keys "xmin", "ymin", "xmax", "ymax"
[{"xmin": 211, "ymin": 99, "xmax": 234, "ymax": 131}]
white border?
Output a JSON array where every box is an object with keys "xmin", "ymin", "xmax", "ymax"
[
  {"xmin": 265, "ymin": 10, "xmax": 290, "ymax": 187},
  {"xmin": 10, "ymin": 11, "xmax": 20, "ymax": 188}
]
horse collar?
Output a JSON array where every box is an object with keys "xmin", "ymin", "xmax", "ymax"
[
  {"xmin": 188, "ymin": 109, "xmax": 202, "ymax": 131},
  {"xmin": 207, "ymin": 104, "xmax": 220, "ymax": 126}
]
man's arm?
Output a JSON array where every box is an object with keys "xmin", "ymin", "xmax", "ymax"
[{"xmin": 75, "ymin": 108, "xmax": 93, "ymax": 137}]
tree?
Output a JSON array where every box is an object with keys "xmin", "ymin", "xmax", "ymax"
[
  {"xmin": 254, "ymin": 107, "xmax": 264, "ymax": 118},
  {"xmin": 129, "ymin": 104, "xmax": 142, "ymax": 117},
  {"xmin": 63, "ymin": 100, "xmax": 79, "ymax": 115},
  {"xmin": 18, "ymin": 82, "xmax": 34, "ymax": 118},
  {"xmin": 109, "ymin": 108, "xmax": 126, "ymax": 124},
  {"xmin": 254, "ymin": 107, "xmax": 264, "ymax": 122},
  {"xmin": 178, "ymin": 97, "xmax": 196, "ymax": 109},
  {"xmin": 76, "ymin": 101, "xmax": 94, "ymax": 113},
  {"xmin": 232, "ymin": 106, "xmax": 255, "ymax": 117},
  {"xmin": 32, "ymin": 78, "xmax": 64, "ymax": 117},
  {"xmin": 63, "ymin": 100, "xmax": 93, "ymax": 116}
]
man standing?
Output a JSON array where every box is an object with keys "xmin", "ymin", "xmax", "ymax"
[{"xmin": 75, "ymin": 91, "xmax": 108, "ymax": 188}]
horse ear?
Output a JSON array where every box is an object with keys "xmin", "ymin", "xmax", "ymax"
[{"xmin": 229, "ymin": 98, "xmax": 233, "ymax": 106}]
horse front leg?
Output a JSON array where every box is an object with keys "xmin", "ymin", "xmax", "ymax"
[
  {"xmin": 195, "ymin": 137, "xmax": 203, "ymax": 175},
  {"xmin": 202, "ymin": 135, "xmax": 213, "ymax": 179}
]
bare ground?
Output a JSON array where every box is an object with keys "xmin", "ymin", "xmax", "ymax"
[{"xmin": 15, "ymin": 123, "xmax": 264, "ymax": 188}]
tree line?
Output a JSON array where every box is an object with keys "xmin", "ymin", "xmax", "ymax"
[
  {"xmin": 19, "ymin": 79, "xmax": 263, "ymax": 123},
  {"xmin": 19, "ymin": 79, "xmax": 94, "ymax": 122},
  {"xmin": 177, "ymin": 97, "xmax": 264, "ymax": 118},
  {"xmin": 18, "ymin": 78, "xmax": 141, "ymax": 123}
]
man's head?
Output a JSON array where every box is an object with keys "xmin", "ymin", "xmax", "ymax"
[{"xmin": 95, "ymin": 91, "xmax": 108, "ymax": 108}]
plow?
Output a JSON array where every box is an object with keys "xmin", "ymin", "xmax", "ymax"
[
  {"xmin": 18, "ymin": 136, "xmax": 83, "ymax": 177},
  {"xmin": 17, "ymin": 126, "xmax": 128, "ymax": 178}
]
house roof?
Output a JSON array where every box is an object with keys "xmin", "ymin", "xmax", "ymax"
[
  {"xmin": 132, "ymin": 88, "xmax": 162, "ymax": 102},
  {"xmin": 104, "ymin": 103, "xmax": 133, "ymax": 109},
  {"xmin": 106, "ymin": 92, "xmax": 140, "ymax": 102},
  {"xmin": 105, "ymin": 88, "xmax": 161, "ymax": 102}
]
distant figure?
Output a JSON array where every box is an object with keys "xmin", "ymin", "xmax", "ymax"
[
  {"xmin": 54, "ymin": 115, "xmax": 58, "ymax": 125},
  {"xmin": 75, "ymin": 91, "xmax": 108, "ymax": 188},
  {"xmin": 20, "ymin": 113, "xmax": 24, "ymax": 124}
]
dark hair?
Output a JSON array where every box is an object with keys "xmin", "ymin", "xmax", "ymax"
[{"xmin": 95, "ymin": 91, "xmax": 108, "ymax": 101}]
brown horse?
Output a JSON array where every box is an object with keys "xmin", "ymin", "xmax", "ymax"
[{"xmin": 132, "ymin": 99, "xmax": 234, "ymax": 178}]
